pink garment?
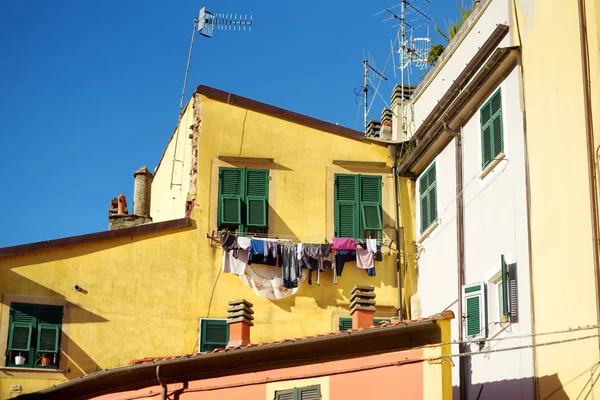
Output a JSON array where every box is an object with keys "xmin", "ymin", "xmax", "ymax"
[
  {"xmin": 356, "ymin": 247, "xmax": 374, "ymax": 269},
  {"xmin": 332, "ymin": 237, "xmax": 357, "ymax": 251}
]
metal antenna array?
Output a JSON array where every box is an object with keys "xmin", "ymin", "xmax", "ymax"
[
  {"xmin": 374, "ymin": 0, "xmax": 432, "ymax": 138},
  {"xmin": 360, "ymin": 58, "xmax": 388, "ymax": 132},
  {"xmin": 170, "ymin": 6, "xmax": 252, "ymax": 190}
]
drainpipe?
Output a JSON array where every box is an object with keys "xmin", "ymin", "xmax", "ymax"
[
  {"xmin": 389, "ymin": 144, "xmax": 405, "ymax": 320},
  {"xmin": 577, "ymin": 0, "xmax": 600, "ymax": 345},
  {"xmin": 445, "ymin": 122, "xmax": 467, "ymax": 399},
  {"xmin": 156, "ymin": 365, "xmax": 167, "ymax": 400}
]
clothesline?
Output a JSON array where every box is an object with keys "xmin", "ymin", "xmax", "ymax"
[{"xmin": 207, "ymin": 230, "xmax": 391, "ymax": 246}]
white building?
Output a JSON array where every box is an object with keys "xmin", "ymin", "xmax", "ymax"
[{"xmin": 394, "ymin": 0, "xmax": 534, "ymax": 397}]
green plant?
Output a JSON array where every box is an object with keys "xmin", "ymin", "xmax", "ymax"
[
  {"xmin": 427, "ymin": 44, "xmax": 446, "ymax": 65},
  {"xmin": 435, "ymin": 2, "xmax": 475, "ymax": 43}
]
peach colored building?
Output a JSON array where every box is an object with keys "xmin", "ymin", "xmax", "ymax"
[{"xmin": 23, "ymin": 292, "xmax": 454, "ymax": 400}]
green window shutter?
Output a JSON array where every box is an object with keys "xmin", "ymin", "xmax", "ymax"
[
  {"xmin": 299, "ymin": 386, "xmax": 321, "ymax": 400},
  {"xmin": 419, "ymin": 162, "xmax": 437, "ymax": 233},
  {"xmin": 11, "ymin": 303, "xmax": 36, "ymax": 324},
  {"xmin": 360, "ymin": 176, "xmax": 382, "ymax": 232},
  {"xmin": 246, "ymin": 169, "xmax": 269, "ymax": 227},
  {"xmin": 37, "ymin": 324, "xmax": 60, "ymax": 353},
  {"xmin": 200, "ymin": 319, "xmax": 229, "ymax": 352},
  {"xmin": 338, "ymin": 318, "xmax": 353, "ymax": 331},
  {"xmin": 463, "ymin": 283, "xmax": 487, "ymax": 338},
  {"xmin": 8, "ymin": 322, "xmax": 33, "ymax": 352},
  {"xmin": 335, "ymin": 175, "xmax": 359, "ymax": 238},
  {"xmin": 508, "ymin": 263, "xmax": 519, "ymax": 323},
  {"xmin": 38, "ymin": 305, "xmax": 63, "ymax": 325},
  {"xmin": 501, "ymin": 255, "xmax": 509, "ymax": 319},
  {"xmin": 275, "ymin": 389, "xmax": 296, "ymax": 400},
  {"xmin": 481, "ymin": 89, "xmax": 503, "ymax": 167},
  {"xmin": 219, "ymin": 168, "xmax": 243, "ymax": 226}
]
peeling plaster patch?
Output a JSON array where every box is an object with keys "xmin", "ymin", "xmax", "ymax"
[{"xmin": 186, "ymin": 94, "xmax": 201, "ymax": 205}]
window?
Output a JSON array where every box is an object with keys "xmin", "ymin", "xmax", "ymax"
[
  {"xmin": 338, "ymin": 317, "xmax": 390, "ymax": 331},
  {"xmin": 480, "ymin": 88, "xmax": 504, "ymax": 168},
  {"xmin": 462, "ymin": 283, "xmax": 487, "ymax": 339},
  {"xmin": 275, "ymin": 385, "xmax": 321, "ymax": 400},
  {"xmin": 334, "ymin": 174, "xmax": 382, "ymax": 239},
  {"xmin": 218, "ymin": 167, "xmax": 269, "ymax": 233},
  {"xmin": 418, "ymin": 162, "xmax": 437, "ymax": 234},
  {"xmin": 199, "ymin": 319, "xmax": 229, "ymax": 352},
  {"xmin": 6, "ymin": 303, "xmax": 63, "ymax": 369}
]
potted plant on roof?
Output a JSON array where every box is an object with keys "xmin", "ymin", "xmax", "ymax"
[
  {"xmin": 37, "ymin": 353, "xmax": 52, "ymax": 367},
  {"xmin": 14, "ymin": 353, "xmax": 26, "ymax": 365}
]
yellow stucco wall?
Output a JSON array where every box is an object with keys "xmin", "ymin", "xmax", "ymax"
[
  {"xmin": 514, "ymin": 0, "xmax": 600, "ymax": 397},
  {"xmin": 0, "ymin": 93, "xmax": 410, "ymax": 397}
]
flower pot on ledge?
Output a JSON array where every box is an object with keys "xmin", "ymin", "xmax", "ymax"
[{"xmin": 40, "ymin": 356, "xmax": 52, "ymax": 367}]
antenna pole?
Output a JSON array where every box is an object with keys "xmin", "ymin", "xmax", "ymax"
[
  {"xmin": 180, "ymin": 21, "xmax": 198, "ymax": 117},
  {"xmin": 363, "ymin": 60, "xmax": 369, "ymax": 131}
]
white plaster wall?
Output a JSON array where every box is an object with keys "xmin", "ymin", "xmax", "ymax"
[
  {"xmin": 150, "ymin": 101, "xmax": 194, "ymax": 222},
  {"xmin": 415, "ymin": 141, "xmax": 460, "ymax": 388},
  {"xmin": 411, "ymin": 0, "xmax": 511, "ymax": 135}
]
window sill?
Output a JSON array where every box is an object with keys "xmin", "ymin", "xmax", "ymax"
[
  {"xmin": 479, "ymin": 153, "xmax": 506, "ymax": 180},
  {"xmin": 417, "ymin": 220, "xmax": 440, "ymax": 244},
  {"xmin": 0, "ymin": 366, "xmax": 64, "ymax": 373}
]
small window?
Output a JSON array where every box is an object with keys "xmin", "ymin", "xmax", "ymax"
[
  {"xmin": 218, "ymin": 167, "xmax": 269, "ymax": 234},
  {"xmin": 334, "ymin": 174, "xmax": 382, "ymax": 239},
  {"xmin": 338, "ymin": 317, "xmax": 390, "ymax": 331},
  {"xmin": 486, "ymin": 255, "xmax": 519, "ymax": 324},
  {"xmin": 275, "ymin": 385, "xmax": 321, "ymax": 400},
  {"xmin": 199, "ymin": 319, "xmax": 229, "ymax": 352},
  {"xmin": 480, "ymin": 88, "xmax": 504, "ymax": 168},
  {"xmin": 6, "ymin": 303, "xmax": 63, "ymax": 369},
  {"xmin": 418, "ymin": 162, "xmax": 437, "ymax": 234},
  {"xmin": 462, "ymin": 283, "xmax": 487, "ymax": 339}
]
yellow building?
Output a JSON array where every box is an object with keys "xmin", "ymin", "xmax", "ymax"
[
  {"xmin": 513, "ymin": 0, "xmax": 600, "ymax": 398},
  {"xmin": 0, "ymin": 85, "xmax": 410, "ymax": 398}
]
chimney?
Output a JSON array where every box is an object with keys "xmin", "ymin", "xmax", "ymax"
[
  {"xmin": 117, "ymin": 194, "xmax": 127, "ymax": 214},
  {"xmin": 227, "ymin": 299, "xmax": 254, "ymax": 347},
  {"xmin": 350, "ymin": 285, "xmax": 376, "ymax": 329},
  {"xmin": 133, "ymin": 167, "xmax": 153, "ymax": 217}
]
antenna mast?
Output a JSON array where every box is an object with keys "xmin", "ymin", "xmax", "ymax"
[
  {"xmin": 363, "ymin": 59, "xmax": 388, "ymax": 131},
  {"xmin": 171, "ymin": 6, "xmax": 252, "ymax": 189}
]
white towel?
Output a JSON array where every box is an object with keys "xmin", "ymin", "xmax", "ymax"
[{"xmin": 366, "ymin": 238, "xmax": 378, "ymax": 254}]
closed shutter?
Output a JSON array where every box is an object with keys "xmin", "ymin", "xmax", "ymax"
[
  {"xmin": 481, "ymin": 89, "xmax": 504, "ymax": 167},
  {"xmin": 200, "ymin": 319, "xmax": 229, "ymax": 352},
  {"xmin": 246, "ymin": 169, "xmax": 269, "ymax": 227},
  {"xmin": 501, "ymin": 255, "xmax": 509, "ymax": 319},
  {"xmin": 8, "ymin": 303, "xmax": 36, "ymax": 352},
  {"xmin": 37, "ymin": 324, "xmax": 60, "ymax": 353},
  {"xmin": 335, "ymin": 175, "xmax": 359, "ymax": 238},
  {"xmin": 338, "ymin": 318, "xmax": 353, "ymax": 331},
  {"xmin": 299, "ymin": 386, "xmax": 321, "ymax": 400},
  {"xmin": 360, "ymin": 175, "xmax": 382, "ymax": 231},
  {"xmin": 508, "ymin": 263, "xmax": 519, "ymax": 323},
  {"xmin": 275, "ymin": 390, "xmax": 296, "ymax": 400},
  {"xmin": 219, "ymin": 168, "xmax": 243, "ymax": 226},
  {"xmin": 463, "ymin": 283, "xmax": 487, "ymax": 338},
  {"xmin": 419, "ymin": 162, "xmax": 437, "ymax": 233}
]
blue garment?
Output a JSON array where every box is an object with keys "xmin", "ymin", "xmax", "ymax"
[
  {"xmin": 335, "ymin": 250, "xmax": 356, "ymax": 277},
  {"xmin": 367, "ymin": 265, "xmax": 376, "ymax": 276},
  {"xmin": 248, "ymin": 239, "xmax": 277, "ymax": 265}
]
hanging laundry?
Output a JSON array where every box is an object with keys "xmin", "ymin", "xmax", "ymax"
[
  {"xmin": 318, "ymin": 249, "xmax": 337, "ymax": 284},
  {"xmin": 300, "ymin": 244, "xmax": 321, "ymax": 285},
  {"xmin": 374, "ymin": 243, "xmax": 383, "ymax": 262},
  {"xmin": 335, "ymin": 250, "xmax": 356, "ymax": 277},
  {"xmin": 239, "ymin": 261, "xmax": 305, "ymax": 300},
  {"xmin": 356, "ymin": 246, "xmax": 375, "ymax": 269},
  {"xmin": 367, "ymin": 265, "xmax": 376, "ymax": 277},
  {"xmin": 248, "ymin": 239, "xmax": 278, "ymax": 266},
  {"xmin": 237, "ymin": 236, "xmax": 252, "ymax": 250},
  {"xmin": 222, "ymin": 249, "xmax": 248, "ymax": 275},
  {"xmin": 366, "ymin": 239, "xmax": 378, "ymax": 254},
  {"xmin": 281, "ymin": 244, "xmax": 300, "ymax": 289},
  {"xmin": 264, "ymin": 240, "xmax": 279, "ymax": 264},
  {"xmin": 220, "ymin": 231, "xmax": 240, "ymax": 258},
  {"xmin": 332, "ymin": 237, "xmax": 357, "ymax": 251}
]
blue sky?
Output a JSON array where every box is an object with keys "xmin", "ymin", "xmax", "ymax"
[{"xmin": 0, "ymin": 1, "xmax": 457, "ymax": 247}]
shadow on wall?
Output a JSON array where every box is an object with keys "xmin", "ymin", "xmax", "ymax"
[{"xmin": 451, "ymin": 374, "xmax": 574, "ymax": 399}]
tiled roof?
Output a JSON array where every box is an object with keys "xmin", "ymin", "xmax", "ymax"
[{"xmin": 129, "ymin": 311, "xmax": 453, "ymax": 366}]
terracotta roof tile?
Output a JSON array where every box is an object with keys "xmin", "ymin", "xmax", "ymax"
[{"xmin": 128, "ymin": 311, "xmax": 454, "ymax": 366}]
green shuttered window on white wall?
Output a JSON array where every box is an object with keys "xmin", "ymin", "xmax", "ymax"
[
  {"xmin": 334, "ymin": 174, "xmax": 382, "ymax": 238},
  {"xmin": 275, "ymin": 386, "xmax": 321, "ymax": 400},
  {"xmin": 418, "ymin": 162, "xmax": 437, "ymax": 234},
  {"xmin": 463, "ymin": 283, "xmax": 487, "ymax": 339},
  {"xmin": 480, "ymin": 88, "xmax": 504, "ymax": 168},
  {"xmin": 218, "ymin": 167, "xmax": 269, "ymax": 232}
]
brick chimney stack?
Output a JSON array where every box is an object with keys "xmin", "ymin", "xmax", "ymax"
[
  {"xmin": 350, "ymin": 285, "xmax": 376, "ymax": 329},
  {"xmin": 227, "ymin": 299, "xmax": 254, "ymax": 347}
]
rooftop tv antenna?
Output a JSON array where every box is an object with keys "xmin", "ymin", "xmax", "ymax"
[
  {"xmin": 375, "ymin": 0, "xmax": 431, "ymax": 138},
  {"xmin": 171, "ymin": 6, "xmax": 252, "ymax": 189},
  {"xmin": 356, "ymin": 57, "xmax": 388, "ymax": 132}
]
